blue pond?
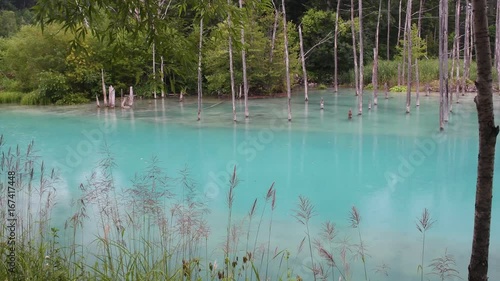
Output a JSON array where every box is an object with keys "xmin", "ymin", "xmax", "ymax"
[{"xmin": 1, "ymin": 89, "xmax": 499, "ymax": 280}]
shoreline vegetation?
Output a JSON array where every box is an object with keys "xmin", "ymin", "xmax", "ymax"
[{"xmin": 0, "ymin": 136, "xmax": 463, "ymax": 281}]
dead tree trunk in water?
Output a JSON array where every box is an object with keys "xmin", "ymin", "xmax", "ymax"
[
  {"xmin": 227, "ymin": 0, "xmax": 237, "ymax": 122},
  {"xmin": 373, "ymin": 0, "xmax": 382, "ymax": 106},
  {"xmin": 270, "ymin": 2, "xmax": 279, "ymax": 62},
  {"xmin": 439, "ymin": 0, "xmax": 448, "ymax": 130},
  {"xmin": 299, "ymin": 25, "xmax": 309, "ymax": 101},
  {"xmin": 451, "ymin": 0, "xmax": 461, "ymax": 109},
  {"xmin": 358, "ymin": 0, "xmax": 364, "ymax": 115},
  {"xmin": 197, "ymin": 18, "xmax": 204, "ymax": 121},
  {"xmin": 468, "ymin": 0, "xmax": 498, "ymax": 280},
  {"xmin": 152, "ymin": 43, "xmax": 157, "ymax": 99},
  {"xmin": 387, "ymin": 0, "xmax": 391, "ymax": 60},
  {"xmin": 350, "ymin": 0, "xmax": 359, "ymax": 100},
  {"xmin": 160, "ymin": 56, "xmax": 165, "ymax": 98},
  {"xmin": 334, "ymin": 0, "xmax": 342, "ymax": 92},
  {"xmin": 239, "ymin": 0, "xmax": 249, "ymax": 118},
  {"xmin": 405, "ymin": 0, "xmax": 413, "ymax": 114},
  {"xmin": 101, "ymin": 69, "xmax": 108, "ymax": 107},
  {"xmin": 282, "ymin": 0, "xmax": 292, "ymax": 121},
  {"xmin": 463, "ymin": 0, "xmax": 472, "ymax": 96},
  {"xmin": 416, "ymin": 0, "xmax": 425, "ymax": 107}
]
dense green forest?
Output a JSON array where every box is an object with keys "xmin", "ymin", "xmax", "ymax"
[{"xmin": 0, "ymin": 0, "xmax": 498, "ymax": 104}]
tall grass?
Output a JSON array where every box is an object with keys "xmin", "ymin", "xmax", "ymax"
[
  {"xmin": 292, "ymin": 195, "xmax": 316, "ymax": 281},
  {"xmin": 0, "ymin": 136, "xmax": 462, "ymax": 281},
  {"xmin": 0, "ymin": 91, "xmax": 23, "ymax": 103},
  {"xmin": 417, "ymin": 208, "xmax": 435, "ymax": 281},
  {"xmin": 364, "ymin": 59, "xmax": 479, "ymax": 89}
]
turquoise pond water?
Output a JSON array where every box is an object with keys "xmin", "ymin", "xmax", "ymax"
[{"xmin": 1, "ymin": 88, "xmax": 499, "ymax": 280}]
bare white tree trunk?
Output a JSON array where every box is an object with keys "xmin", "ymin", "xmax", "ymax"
[
  {"xmin": 350, "ymin": 0, "xmax": 359, "ymax": 100},
  {"xmin": 299, "ymin": 25, "xmax": 309, "ymax": 102},
  {"xmin": 109, "ymin": 85, "xmax": 115, "ymax": 108},
  {"xmin": 161, "ymin": 56, "xmax": 165, "ymax": 98},
  {"xmin": 387, "ymin": 0, "xmax": 391, "ymax": 60},
  {"xmin": 239, "ymin": 0, "xmax": 249, "ymax": 117},
  {"xmin": 405, "ymin": 0, "xmax": 413, "ymax": 114},
  {"xmin": 463, "ymin": 0, "xmax": 472, "ymax": 96},
  {"xmin": 96, "ymin": 94, "xmax": 100, "ymax": 107},
  {"xmin": 397, "ymin": 0, "xmax": 403, "ymax": 49},
  {"xmin": 197, "ymin": 18, "xmax": 204, "ymax": 121},
  {"xmin": 228, "ymin": 0, "xmax": 237, "ymax": 122},
  {"xmin": 282, "ymin": 0, "xmax": 292, "ymax": 121},
  {"xmin": 373, "ymin": 0, "xmax": 382, "ymax": 106},
  {"xmin": 129, "ymin": 86, "xmax": 134, "ymax": 107},
  {"xmin": 416, "ymin": 0, "xmax": 425, "ymax": 107},
  {"xmin": 358, "ymin": 0, "xmax": 364, "ymax": 115},
  {"xmin": 101, "ymin": 69, "xmax": 108, "ymax": 107},
  {"xmin": 334, "ymin": 0, "xmax": 342, "ymax": 91},
  {"xmin": 270, "ymin": 2, "xmax": 279, "ymax": 62},
  {"xmin": 153, "ymin": 43, "xmax": 157, "ymax": 99},
  {"xmin": 397, "ymin": 0, "xmax": 405, "ymax": 86},
  {"xmin": 443, "ymin": 0, "xmax": 449, "ymax": 122},
  {"xmin": 439, "ymin": 0, "xmax": 448, "ymax": 129},
  {"xmin": 451, "ymin": 0, "xmax": 461, "ymax": 108}
]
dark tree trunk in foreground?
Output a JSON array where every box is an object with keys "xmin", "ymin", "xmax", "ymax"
[{"xmin": 468, "ymin": 0, "xmax": 499, "ymax": 280}]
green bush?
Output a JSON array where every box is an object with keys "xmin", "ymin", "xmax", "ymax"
[
  {"xmin": 389, "ymin": 85, "xmax": 407, "ymax": 92},
  {"xmin": 38, "ymin": 71, "xmax": 70, "ymax": 103},
  {"xmin": 317, "ymin": 83, "xmax": 328, "ymax": 90},
  {"xmin": 54, "ymin": 93, "xmax": 90, "ymax": 105},
  {"xmin": 20, "ymin": 90, "xmax": 50, "ymax": 105},
  {"xmin": 0, "ymin": 91, "xmax": 23, "ymax": 103}
]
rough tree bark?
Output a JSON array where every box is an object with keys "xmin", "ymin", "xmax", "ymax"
[
  {"xmin": 495, "ymin": 0, "xmax": 500, "ymax": 92},
  {"xmin": 299, "ymin": 25, "xmax": 309, "ymax": 102},
  {"xmin": 282, "ymin": 0, "xmax": 292, "ymax": 121},
  {"xmin": 239, "ymin": 0, "xmax": 249, "ymax": 118},
  {"xmin": 468, "ymin": 0, "xmax": 498, "ymax": 280}
]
